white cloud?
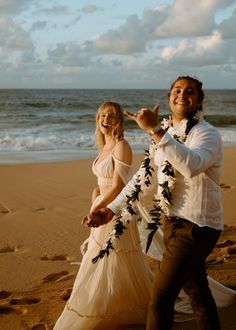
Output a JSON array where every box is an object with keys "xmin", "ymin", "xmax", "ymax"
[
  {"xmin": 47, "ymin": 42, "xmax": 93, "ymax": 67},
  {"xmin": 95, "ymin": 15, "xmax": 147, "ymax": 54},
  {"xmin": 0, "ymin": 17, "xmax": 33, "ymax": 51},
  {"xmin": 0, "ymin": 0, "xmax": 235, "ymax": 88},
  {"xmin": 158, "ymin": 31, "xmax": 231, "ymax": 67},
  {"xmin": 154, "ymin": 0, "xmax": 216, "ymax": 37},
  {"xmin": 195, "ymin": 30, "xmax": 223, "ymax": 54},
  {"xmin": 88, "ymin": 0, "xmax": 236, "ymax": 56}
]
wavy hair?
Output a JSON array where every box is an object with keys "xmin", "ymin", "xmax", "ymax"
[{"xmin": 95, "ymin": 101, "xmax": 124, "ymax": 150}]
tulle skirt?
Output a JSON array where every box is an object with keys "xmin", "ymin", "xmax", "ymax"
[{"xmin": 53, "ymin": 197, "xmax": 152, "ymax": 330}]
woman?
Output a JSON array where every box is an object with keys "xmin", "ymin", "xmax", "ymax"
[
  {"xmin": 53, "ymin": 101, "xmax": 152, "ymax": 330},
  {"xmin": 88, "ymin": 77, "xmax": 236, "ymax": 329}
]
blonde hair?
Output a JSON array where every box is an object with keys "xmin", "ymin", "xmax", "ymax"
[{"xmin": 95, "ymin": 101, "xmax": 124, "ymax": 150}]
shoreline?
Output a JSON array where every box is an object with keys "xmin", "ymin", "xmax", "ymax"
[
  {"xmin": 0, "ymin": 142, "xmax": 236, "ymax": 165},
  {"xmin": 0, "ymin": 147, "xmax": 235, "ymax": 329}
]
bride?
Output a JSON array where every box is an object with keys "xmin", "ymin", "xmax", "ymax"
[{"xmin": 53, "ymin": 101, "xmax": 152, "ymax": 330}]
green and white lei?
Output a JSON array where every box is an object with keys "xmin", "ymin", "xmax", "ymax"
[{"xmin": 92, "ymin": 116, "xmax": 199, "ymax": 264}]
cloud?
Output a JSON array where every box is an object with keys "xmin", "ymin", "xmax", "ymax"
[
  {"xmin": 157, "ymin": 31, "xmax": 232, "ymax": 67},
  {"xmin": 47, "ymin": 42, "xmax": 94, "ymax": 67},
  {"xmin": 111, "ymin": 59, "xmax": 123, "ymax": 67},
  {"xmin": 219, "ymin": 8, "xmax": 236, "ymax": 38},
  {"xmin": 30, "ymin": 20, "xmax": 47, "ymax": 31},
  {"xmin": 0, "ymin": 0, "xmax": 235, "ymax": 88},
  {"xmin": 0, "ymin": 17, "xmax": 34, "ymax": 52},
  {"xmin": 154, "ymin": 0, "xmax": 216, "ymax": 37},
  {"xmin": 0, "ymin": 0, "xmax": 34, "ymax": 15},
  {"xmin": 0, "ymin": 14, "xmax": 37, "ymax": 75},
  {"xmin": 89, "ymin": 1, "xmax": 236, "ymax": 56},
  {"xmin": 81, "ymin": 4, "xmax": 102, "ymax": 13},
  {"xmin": 93, "ymin": 0, "xmax": 236, "ymax": 54},
  {"xmin": 39, "ymin": 5, "xmax": 69, "ymax": 15},
  {"xmin": 71, "ymin": 15, "xmax": 81, "ymax": 24},
  {"xmin": 95, "ymin": 15, "xmax": 148, "ymax": 54}
]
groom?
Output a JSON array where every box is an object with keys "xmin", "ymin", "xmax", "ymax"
[{"xmin": 86, "ymin": 76, "xmax": 223, "ymax": 330}]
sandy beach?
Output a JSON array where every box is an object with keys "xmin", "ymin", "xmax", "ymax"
[{"xmin": 0, "ymin": 147, "xmax": 236, "ymax": 330}]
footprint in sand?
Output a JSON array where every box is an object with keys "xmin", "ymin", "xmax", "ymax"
[
  {"xmin": 220, "ymin": 183, "xmax": 235, "ymax": 192},
  {"xmin": 228, "ymin": 245, "xmax": 236, "ymax": 254},
  {"xmin": 224, "ymin": 224, "xmax": 236, "ymax": 232},
  {"xmin": 208, "ymin": 239, "xmax": 236, "ymax": 265},
  {"xmin": 31, "ymin": 324, "xmax": 48, "ymax": 330},
  {"xmin": 0, "ymin": 245, "xmax": 18, "ymax": 253},
  {"xmin": 216, "ymin": 239, "xmax": 236, "ymax": 248},
  {"xmin": 10, "ymin": 297, "xmax": 40, "ymax": 305},
  {"xmin": 42, "ymin": 271, "xmax": 70, "ymax": 283},
  {"xmin": 207, "ymin": 254, "xmax": 229, "ymax": 265},
  {"xmin": 0, "ymin": 296, "xmax": 41, "ymax": 318},
  {"xmin": 0, "ymin": 290, "xmax": 11, "ymax": 299},
  {"xmin": 0, "ymin": 306, "xmax": 22, "ymax": 315},
  {"xmin": 60, "ymin": 288, "xmax": 72, "ymax": 301},
  {"xmin": 40, "ymin": 254, "xmax": 70, "ymax": 261},
  {"xmin": 34, "ymin": 207, "xmax": 48, "ymax": 212},
  {"xmin": 0, "ymin": 203, "xmax": 10, "ymax": 214}
]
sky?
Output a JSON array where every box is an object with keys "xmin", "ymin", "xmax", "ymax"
[{"xmin": 0, "ymin": 0, "xmax": 236, "ymax": 89}]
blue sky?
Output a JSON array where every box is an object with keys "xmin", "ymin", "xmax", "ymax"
[{"xmin": 0, "ymin": 0, "xmax": 236, "ymax": 89}]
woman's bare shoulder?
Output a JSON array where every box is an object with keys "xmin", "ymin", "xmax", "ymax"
[
  {"xmin": 113, "ymin": 139, "xmax": 132, "ymax": 163},
  {"xmin": 114, "ymin": 139, "xmax": 132, "ymax": 152}
]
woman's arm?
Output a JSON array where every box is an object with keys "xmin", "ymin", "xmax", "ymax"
[
  {"xmin": 85, "ymin": 143, "xmax": 156, "ymax": 227},
  {"xmin": 91, "ymin": 186, "xmax": 100, "ymax": 204},
  {"xmin": 90, "ymin": 140, "xmax": 132, "ymax": 211}
]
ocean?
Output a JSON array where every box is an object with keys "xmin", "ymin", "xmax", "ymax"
[{"xmin": 0, "ymin": 89, "xmax": 235, "ymax": 164}]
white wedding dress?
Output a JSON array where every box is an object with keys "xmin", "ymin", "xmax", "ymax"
[
  {"xmin": 53, "ymin": 154, "xmax": 152, "ymax": 330},
  {"xmin": 53, "ymin": 151, "xmax": 236, "ymax": 330}
]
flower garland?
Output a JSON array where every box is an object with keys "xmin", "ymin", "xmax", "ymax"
[{"xmin": 92, "ymin": 116, "xmax": 199, "ymax": 264}]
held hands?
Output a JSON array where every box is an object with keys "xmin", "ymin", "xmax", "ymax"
[
  {"xmin": 82, "ymin": 207, "xmax": 114, "ymax": 228},
  {"xmin": 124, "ymin": 104, "xmax": 160, "ymax": 133}
]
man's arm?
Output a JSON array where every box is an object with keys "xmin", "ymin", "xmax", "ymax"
[{"xmin": 157, "ymin": 124, "xmax": 222, "ymax": 178}]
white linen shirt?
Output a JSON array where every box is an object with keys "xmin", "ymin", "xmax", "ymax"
[{"xmin": 108, "ymin": 119, "xmax": 224, "ymax": 230}]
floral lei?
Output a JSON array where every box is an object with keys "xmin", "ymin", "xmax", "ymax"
[{"xmin": 92, "ymin": 116, "xmax": 199, "ymax": 264}]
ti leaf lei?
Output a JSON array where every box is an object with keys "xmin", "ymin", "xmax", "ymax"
[{"xmin": 92, "ymin": 116, "xmax": 199, "ymax": 264}]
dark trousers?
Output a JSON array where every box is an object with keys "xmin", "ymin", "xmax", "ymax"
[{"xmin": 146, "ymin": 217, "xmax": 221, "ymax": 330}]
